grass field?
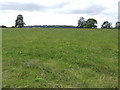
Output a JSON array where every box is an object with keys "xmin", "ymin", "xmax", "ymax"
[{"xmin": 2, "ymin": 28, "xmax": 118, "ymax": 88}]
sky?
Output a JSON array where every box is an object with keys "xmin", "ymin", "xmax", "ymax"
[{"xmin": 0, "ymin": 0, "xmax": 119, "ymax": 28}]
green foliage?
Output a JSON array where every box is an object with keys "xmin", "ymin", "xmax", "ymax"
[
  {"xmin": 101, "ymin": 21, "xmax": 112, "ymax": 29},
  {"xmin": 0, "ymin": 25, "xmax": 7, "ymax": 28},
  {"xmin": 78, "ymin": 17, "xmax": 97, "ymax": 28},
  {"xmin": 2, "ymin": 28, "xmax": 118, "ymax": 88},
  {"xmin": 115, "ymin": 21, "xmax": 120, "ymax": 29},
  {"xmin": 11, "ymin": 26, "xmax": 15, "ymax": 28},
  {"xmin": 84, "ymin": 18, "xmax": 97, "ymax": 28}
]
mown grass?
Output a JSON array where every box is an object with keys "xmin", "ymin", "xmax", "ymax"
[{"xmin": 2, "ymin": 28, "xmax": 118, "ymax": 88}]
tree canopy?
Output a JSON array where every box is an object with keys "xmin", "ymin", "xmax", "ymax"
[
  {"xmin": 15, "ymin": 14, "xmax": 25, "ymax": 28},
  {"xmin": 115, "ymin": 21, "xmax": 120, "ymax": 29},
  {"xmin": 77, "ymin": 17, "xmax": 97, "ymax": 28},
  {"xmin": 101, "ymin": 21, "xmax": 112, "ymax": 29}
]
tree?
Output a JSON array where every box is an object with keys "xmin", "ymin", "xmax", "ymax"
[
  {"xmin": 77, "ymin": 17, "xmax": 85, "ymax": 28},
  {"xmin": 11, "ymin": 26, "xmax": 15, "ymax": 28},
  {"xmin": 15, "ymin": 14, "xmax": 25, "ymax": 28},
  {"xmin": 115, "ymin": 21, "xmax": 120, "ymax": 29},
  {"xmin": 84, "ymin": 18, "xmax": 97, "ymax": 28},
  {"xmin": 0, "ymin": 25, "xmax": 7, "ymax": 28},
  {"xmin": 101, "ymin": 21, "xmax": 112, "ymax": 29}
]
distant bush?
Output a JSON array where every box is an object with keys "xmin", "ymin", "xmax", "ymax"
[
  {"xmin": 11, "ymin": 26, "xmax": 15, "ymax": 28},
  {"xmin": 0, "ymin": 25, "xmax": 7, "ymax": 28}
]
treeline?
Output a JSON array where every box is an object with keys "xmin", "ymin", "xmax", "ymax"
[
  {"xmin": 0, "ymin": 25, "xmax": 7, "ymax": 28},
  {"xmin": 1, "ymin": 16, "xmax": 120, "ymax": 29},
  {"xmin": 77, "ymin": 17, "xmax": 120, "ymax": 29}
]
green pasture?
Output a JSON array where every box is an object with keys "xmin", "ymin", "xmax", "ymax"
[{"xmin": 2, "ymin": 28, "xmax": 118, "ymax": 88}]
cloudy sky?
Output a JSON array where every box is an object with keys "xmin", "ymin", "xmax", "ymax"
[{"xmin": 0, "ymin": 0, "xmax": 119, "ymax": 28}]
